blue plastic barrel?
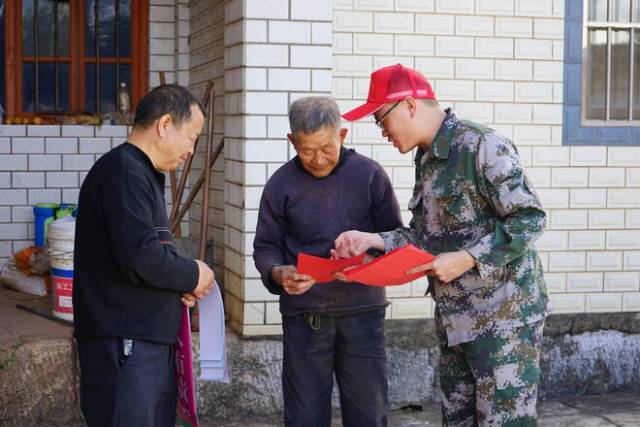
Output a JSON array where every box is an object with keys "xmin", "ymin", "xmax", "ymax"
[{"xmin": 33, "ymin": 203, "xmax": 59, "ymax": 247}]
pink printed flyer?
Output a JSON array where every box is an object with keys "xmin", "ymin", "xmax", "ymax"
[{"xmin": 175, "ymin": 306, "xmax": 199, "ymax": 427}]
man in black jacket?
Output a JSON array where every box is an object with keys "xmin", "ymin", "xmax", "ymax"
[{"xmin": 73, "ymin": 84, "xmax": 215, "ymax": 427}]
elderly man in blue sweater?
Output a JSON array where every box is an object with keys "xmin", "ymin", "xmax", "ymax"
[{"xmin": 253, "ymin": 96, "xmax": 402, "ymax": 427}]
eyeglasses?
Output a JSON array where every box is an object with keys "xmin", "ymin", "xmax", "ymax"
[{"xmin": 374, "ymin": 101, "xmax": 401, "ymax": 129}]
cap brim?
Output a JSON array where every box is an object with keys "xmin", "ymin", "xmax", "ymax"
[{"xmin": 341, "ymin": 102, "xmax": 385, "ymax": 121}]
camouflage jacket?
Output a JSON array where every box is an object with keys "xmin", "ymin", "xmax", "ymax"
[{"xmin": 380, "ymin": 110, "xmax": 549, "ymax": 346}]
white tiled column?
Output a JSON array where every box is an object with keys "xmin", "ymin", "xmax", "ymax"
[
  {"xmin": 224, "ymin": 0, "xmax": 332, "ymax": 335},
  {"xmin": 149, "ymin": 0, "xmax": 190, "ymax": 87}
]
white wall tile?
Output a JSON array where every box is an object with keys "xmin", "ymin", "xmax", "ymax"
[
  {"xmin": 334, "ymin": 11, "xmax": 374, "ymax": 32},
  {"xmin": 269, "ymin": 21, "xmax": 310, "ymax": 44},
  {"xmin": 606, "ymin": 231, "xmax": 640, "ymax": 250},
  {"xmin": 608, "ymin": 148, "xmax": 640, "ymax": 167},
  {"xmin": 477, "ymin": 0, "xmax": 514, "ymax": 15},
  {"xmin": 394, "ymin": 35, "xmax": 435, "ymax": 56},
  {"xmin": 515, "ymin": 0, "xmax": 553, "ymax": 17},
  {"xmin": 455, "ymin": 58, "xmax": 494, "ymax": 79},
  {"xmin": 435, "ymin": 36, "xmax": 475, "ymax": 57},
  {"xmin": 455, "ymin": 16, "xmax": 494, "ymax": 36},
  {"xmin": 569, "ymin": 189, "xmax": 607, "ymax": 208},
  {"xmin": 623, "ymin": 292, "xmax": 640, "ymax": 311},
  {"xmin": 566, "ymin": 272, "xmax": 603, "ymax": 292},
  {"xmin": 589, "ymin": 168, "xmax": 625, "ymax": 187},
  {"xmin": 550, "ymin": 293, "xmax": 585, "ymax": 313},
  {"xmin": 476, "ymin": 37, "xmax": 514, "ymax": 58},
  {"xmin": 568, "ymin": 230, "xmax": 605, "ymax": 250},
  {"xmin": 435, "ymin": 0, "xmax": 475, "ymax": 14},
  {"xmin": 548, "ymin": 251, "xmax": 585, "ymax": 272},
  {"xmin": 586, "ymin": 251, "xmax": 623, "ymax": 271},
  {"xmin": 291, "ymin": 0, "xmax": 331, "ymax": 21},
  {"xmin": 495, "ymin": 60, "xmax": 533, "ymax": 80},
  {"xmin": 545, "ymin": 273, "xmax": 566, "ymax": 293},
  {"xmin": 608, "ymin": 190, "xmax": 640, "ymax": 208},
  {"xmin": 550, "ymin": 209, "xmax": 588, "ymax": 229},
  {"xmin": 604, "ymin": 272, "xmax": 640, "ymax": 292},
  {"xmin": 374, "ymin": 13, "xmax": 415, "ymax": 33},
  {"xmin": 586, "ymin": 293, "xmax": 622, "ymax": 312},
  {"xmin": 354, "ymin": 34, "xmax": 394, "ymax": 55},
  {"xmin": 245, "ymin": 0, "xmax": 289, "ymax": 19},
  {"xmin": 495, "ymin": 17, "xmax": 532, "ymax": 37},
  {"xmin": 589, "ymin": 210, "xmax": 626, "ymax": 229},
  {"xmin": 415, "ymin": 14, "xmax": 455, "ymax": 35}
]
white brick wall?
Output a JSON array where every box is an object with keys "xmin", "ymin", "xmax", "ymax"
[
  {"xmin": 0, "ymin": 126, "xmax": 134, "ymax": 265},
  {"xmin": 149, "ymin": 0, "xmax": 190, "ymax": 87},
  {"xmin": 197, "ymin": 0, "xmax": 334, "ymax": 335},
  {"xmin": 331, "ymin": 0, "xmax": 640, "ymax": 323},
  {"xmin": 9, "ymin": 1, "xmax": 637, "ymax": 335}
]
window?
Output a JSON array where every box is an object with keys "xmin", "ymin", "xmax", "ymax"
[
  {"xmin": 584, "ymin": 0, "xmax": 640, "ymax": 124},
  {"xmin": 1, "ymin": 0, "xmax": 148, "ymax": 117},
  {"xmin": 563, "ymin": 0, "xmax": 640, "ymax": 145}
]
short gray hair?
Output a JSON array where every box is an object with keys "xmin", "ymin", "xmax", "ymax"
[{"xmin": 288, "ymin": 96, "xmax": 341, "ymax": 136}]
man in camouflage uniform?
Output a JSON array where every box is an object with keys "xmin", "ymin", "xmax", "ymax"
[{"xmin": 333, "ymin": 64, "xmax": 549, "ymax": 426}]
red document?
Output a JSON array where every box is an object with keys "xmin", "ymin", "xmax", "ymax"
[
  {"xmin": 342, "ymin": 244, "xmax": 436, "ymax": 286},
  {"xmin": 297, "ymin": 244, "xmax": 436, "ymax": 286},
  {"xmin": 297, "ymin": 252, "xmax": 366, "ymax": 283}
]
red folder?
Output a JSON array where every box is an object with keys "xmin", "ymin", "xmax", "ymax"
[
  {"xmin": 297, "ymin": 244, "xmax": 436, "ymax": 286},
  {"xmin": 297, "ymin": 252, "xmax": 366, "ymax": 283},
  {"xmin": 343, "ymin": 244, "xmax": 436, "ymax": 286}
]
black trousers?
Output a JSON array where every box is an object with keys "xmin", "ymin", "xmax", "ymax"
[
  {"xmin": 76, "ymin": 338, "xmax": 177, "ymax": 427},
  {"xmin": 282, "ymin": 308, "xmax": 389, "ymax": 427}
]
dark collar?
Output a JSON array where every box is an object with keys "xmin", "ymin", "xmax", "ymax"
[{"xmin": 123, "ymin": 142, "xmax": 166, "ymax": 186}]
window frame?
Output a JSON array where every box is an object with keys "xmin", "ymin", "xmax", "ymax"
[
  {"xmin": 563, "ymin": 0, "xmax": 640, "ymax": 146},
  {"xmin": 581, "ymin": 0, "xmax": 640, "ymax": 126},
  {"xmin": 3, "ymin": 0, "xmax": 148, "ymax": 118}
]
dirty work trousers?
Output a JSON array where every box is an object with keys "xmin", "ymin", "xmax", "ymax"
[
  {"xmin": 76, "ymin": 338, "xmax": 177, "ymax": 427},
  {"xmin": 282, "ymin": 307, "xmax": 388, "ymax": 427},
  {"xmin": 437, "ymin": 317, "xmax": 545, "ymax": 427}
]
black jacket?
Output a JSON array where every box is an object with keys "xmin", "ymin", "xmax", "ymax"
[{"xmin": 73, "ymin": 143, "xmax": 198, "ymax": 344}]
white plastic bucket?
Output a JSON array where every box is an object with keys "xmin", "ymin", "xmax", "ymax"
[{"xmin": 47, "ymin": 216, "xmax": 76, "ymax": 321}]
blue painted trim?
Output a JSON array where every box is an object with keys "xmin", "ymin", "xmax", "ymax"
[{"xmin": 562, "ymin": 0, "xmax": 640, "ymax": 146}]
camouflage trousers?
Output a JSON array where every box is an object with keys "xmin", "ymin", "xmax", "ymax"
[{"xmin": 437, "ymin": 318, "xmax": 544, "ymax": 427}]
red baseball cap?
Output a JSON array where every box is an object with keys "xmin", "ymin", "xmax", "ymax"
[{"xmin": 342, "ymin": 64, "xmax": 436, "ymax": 121}]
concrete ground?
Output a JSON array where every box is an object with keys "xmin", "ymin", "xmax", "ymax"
[
  {"xmin": 2, "ymin": 287, "xmax": 639, "ymax": 427},
  {"xmin": 208, "ymin": 392, "xmax": 640, "ymax": 426}
]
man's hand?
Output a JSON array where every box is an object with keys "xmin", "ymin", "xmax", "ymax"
[
  {"xmin": 332, "ymin": 230, "xmax": 384, "ymax": 259},
  {"xmin": 272, "ymin": 265, "xmax": 316, "ymax": 295},
  {"xmin": 192, "ymin": 259, "xmax": 215, "ymax": 299},
  {"xmin": 406, "ymin": 250, "xmax": 476, "ymax": 284},
  {"xmin": 181, "ymin": 293, "xmax": 197, "ymax": 307}
]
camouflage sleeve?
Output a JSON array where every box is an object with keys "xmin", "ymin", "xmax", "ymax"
[
  {"xmin": 379, "ymin": 224, "xmax": 419, "ymax": 253},
  {"xmin": 464, "ymin": 133, "xmax": 546, "ymax": 281},
  {"xmin": 379, "ymin": 189, "xmax": 423, "ymax": 252}
]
